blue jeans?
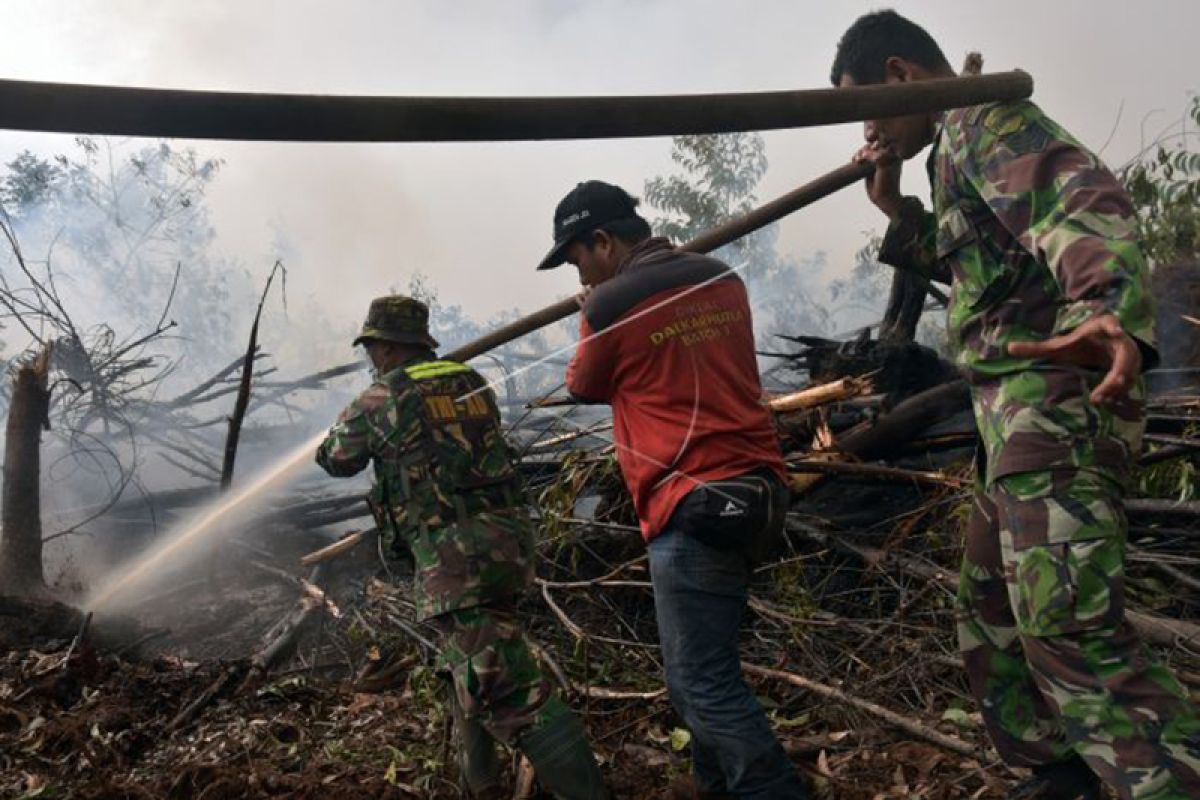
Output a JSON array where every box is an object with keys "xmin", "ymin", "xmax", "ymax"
[{"xmin": 648, "ymin": 478, "xmax": 806, "ymax": 799}]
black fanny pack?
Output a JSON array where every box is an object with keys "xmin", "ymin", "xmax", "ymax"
[{"xmin": 669, "ymin": 470, "xmax": 783, "ymax": 553}]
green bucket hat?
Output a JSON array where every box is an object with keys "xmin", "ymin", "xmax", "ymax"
[{"xmin": 352, "ymin": 295, "xmax": 440, "ymax": 349}]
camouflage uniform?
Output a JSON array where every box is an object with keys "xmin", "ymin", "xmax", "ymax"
[
  {"xmin": 879, "ymin": 100, "xmax": 1200, "ymax": 798},
  {"xmin": 317, "ymin": 296, "xmax": 607, "ymax": 799}
]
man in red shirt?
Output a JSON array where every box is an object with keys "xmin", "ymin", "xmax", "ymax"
[{"xmin": 537, "ymin": 181, "xmax": 807, "ymax": 799}]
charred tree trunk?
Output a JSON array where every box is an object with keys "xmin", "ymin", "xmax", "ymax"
[
  {"xmin": 877, "ymin": 269, "xmax": 929, "ymax": 345},
  {"xmin": 220, "ymin": 261, "xmax": 284, "ymax": 490},
  {"xmin": 1, "ymin": 346, "xmax": 52, "ymax": 595}
]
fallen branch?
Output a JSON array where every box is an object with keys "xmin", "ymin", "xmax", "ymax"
[
  {"xmin": 539, "ymin": 582, "xmax": 657, "ymax": 650},
  {"xmin": 246, "ymin": 559, "xmax": 341, "ymax": 618},
  {"xmin": 768, "ymin": 376, "xmax": 874, "ymax": 413},
  {"xmin": 742, "ymin": 662, "xmax": 976, "ymax": 757},
  {"xmin": 787, "ymin": 460, "xmax": 967, "ymax": 489},
  {"xmin": 1126, "ymin": 499, "xmax": 1200, "ymax": 517},
  {"xmin": 239, "ymin": 562, "xmax": 335, "ymax": 691},
  {"xmin": 527, "ymin": 421, "xmax": 614, "ymax": 452},
  {"xmin": 536, "ymin": 556, "xmax": 646, "ymax": 589},
  {"xmin": 1142, "ymin": 434, "xmax": 1200, "ymax": 452},
  {"xmin": 836, "ymin": 379, "xmax": 972, "ymax": 460},
  {"xmin": 300, "ymin": 529, "xmax": 373, "ymax": 566},
  {"xmin": 788, "ymin": 518, "xmax": 1200, "ymax": 650},
  {"xmin": 168, "ymin": 662, "xmax": 248, "ymax": 732},
  {"xmin": 1139, "ymin": 445, "xmax": 1195, "ymax": 467}
]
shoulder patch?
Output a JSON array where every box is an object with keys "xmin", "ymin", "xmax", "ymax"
[
  {"xmin": 355, "ymin": 383, "xmax": 392, "ymax": 412},
  {"xmin": 981, "ymin": 102, "xmax": 1036, "ymax": 137}
]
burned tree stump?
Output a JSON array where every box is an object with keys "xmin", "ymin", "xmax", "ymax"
[{"xmin": 1, "ymin": 346, "xmax": 52, "ymax": 595}]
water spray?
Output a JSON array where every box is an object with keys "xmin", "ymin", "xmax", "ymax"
[{"xmin": 86, "ymin": 432, "xmax": 327, "ymax": 611}]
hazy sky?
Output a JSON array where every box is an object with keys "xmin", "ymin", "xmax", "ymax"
[{"xmin": 0, "ymin": 0, "xmax": 1195, "ymax": 339}]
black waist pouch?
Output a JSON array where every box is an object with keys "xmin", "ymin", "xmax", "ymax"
[{"xmin": 669, "ymin": 470, "xmax": 783, "ymax": 554}]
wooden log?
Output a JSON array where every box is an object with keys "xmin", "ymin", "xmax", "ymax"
[
  {"xmin": 835, "ymin": 379, "xmax": 972, "ymax": 460},
  {"xmin": 0, "ymin": 71, "xmax": 1032, "ymax": 142},
  {"xmin": 768, "ymin": 376, "xmax": 874, "ymax": 413},
  {"xmin": 1, "ymin": 345, "xmax": 52, "ymax": 594},
  {"xmin": 300, "ymin": 530, "xmax": 372, "ymax": 566}
]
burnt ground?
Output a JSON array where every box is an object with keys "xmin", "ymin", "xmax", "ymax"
[
  {"xmin": 1, "ymin": 506, "xmax": 1048, "ymax": 800},
  {"xmin": 0, "ymin": 618, "xmax": 1013, "ymax": 800}
]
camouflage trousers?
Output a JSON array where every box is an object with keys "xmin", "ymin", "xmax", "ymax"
[
  {"xmin": 431, "ymin": 603, "xmax": 569, "ymax": 746},
  {"xmin": 957, "ymin": 466, "xmax": 1200, "ymax": 799}
]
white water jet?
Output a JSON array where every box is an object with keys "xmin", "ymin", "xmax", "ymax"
[{"xmin": 86, "ymin": 431, "xmax": 329, "ymax": 612}]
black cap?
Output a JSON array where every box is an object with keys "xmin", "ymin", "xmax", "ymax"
[{"xmin": 536, "ymin": 180, "xmax": 640, "ymax": 271}]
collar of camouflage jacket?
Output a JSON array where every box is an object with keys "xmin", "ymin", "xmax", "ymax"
[
  {"xmin": 925, "ymin": 109, "xmax": 949, "ymax": 179},
  {"xmin": 371, "ymin": 353, "xmax": 435, "ymax": 383}
]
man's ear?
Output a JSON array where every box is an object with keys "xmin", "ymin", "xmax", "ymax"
[
  {"xmin": 590, "ymin": 229, "xmax": 614, "ymax": 255},
  {"xmin": 884, "ymin": 56, "xmax": 912, "ymax": 84}
]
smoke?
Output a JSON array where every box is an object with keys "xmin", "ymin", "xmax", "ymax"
[{"xmin": 0, "ymin": 130, "xmax": 884, "ymax": 616}]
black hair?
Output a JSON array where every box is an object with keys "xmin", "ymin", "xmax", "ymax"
[
  {"xmin": 830, "ymin": 10, "xmax": 951, "ymax": 86},
  {"xmin": 581, "ymin": 215, "xmax": 652, "ymax": 247}
]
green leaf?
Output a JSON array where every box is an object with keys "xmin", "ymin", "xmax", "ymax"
[
  {"xmin": 669, "ymin": 727, "xmax": 692, "ymax": 752},
  {"xmin": 941, "ymin": 707, "xmax": 975, "ymax": 728}
]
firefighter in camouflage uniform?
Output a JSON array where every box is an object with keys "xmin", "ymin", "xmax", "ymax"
[
  {"xmin": 831, "ymin": 11, "xmax": 1200, "ymax": 800},
  {"xmin": 316, "ymin": 295, "xmax": 609, "ymax": 800}
]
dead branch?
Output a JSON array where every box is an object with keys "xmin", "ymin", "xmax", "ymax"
[
  {"xmin": 245, "ymin": 559, "xmax": 341, "ymax": 618},
  {"xmin": 240, "ymin": 563, "xmax": 333, "ymax": 691},
  {"xmin": 167, "ymin": 662, "xmax": 249, "ymax": 733},
  {"xmin": 768, "ymin": 376, "xmax": 874, "ymax": 413},
  {"xmin": 1126, "ymin": 499, "xmax": 1200, "ymax": 517},
  {"xmin": 300, "ymin": 530, "xmax": 373, "ymax": 566},
  {"xmin": 536, "ymin": 556, "xmax": 646, "ymax": 589},
  {"xmin": 221, "ymin": 260, "xmax": 285, "ymax": 489},
  {"xmin": 539, "ymin": 582, "xmax": 657, "ymax": 650},
  {"xmin": 1139, "ymin": 445, "xmax": 1195, "ymax": 467},
  {"xmin": 1143, "ymin": 434, "xmax": 1200, "ymax": 451},
  {"xmin": 1147, "ymin": 559, "xmax": 1200, "ymax": 594},
  {"xmin": 742, "ymin": 662, "xmax": 976, "ymax": 757},
  {"xmin": 788, "ymin": 460, "xmax": 967, "ymax": 489},
  {"xmin": 163, "ymin": 352, "xmax": 268, "ymax": 408},
  {"xmin": 789, "ymin": 518, "xmax": 1200, "ymax": 650}
]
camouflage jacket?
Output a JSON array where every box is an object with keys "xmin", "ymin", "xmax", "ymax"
[
  {"xmin": 315, "ymin": 356, "xmax": 533, "ymax": 620},
  {"xmin": 879, "ymin": 100, "xmax": 1157, "ymax": 483}
]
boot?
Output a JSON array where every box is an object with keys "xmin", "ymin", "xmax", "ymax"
[
  {"xmin": 1011, "ymin": 755, "xmax": 1103, "ymax": 800},
  {"xmin": 450, "ymin": 696, "xmax": 502, "ymax": 798},
  {"xmin": 517, "ymin": 710, "xmax": 610, "ymax": 800}
]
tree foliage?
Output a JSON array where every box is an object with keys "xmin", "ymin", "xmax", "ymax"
[
  {"xmin": 643, "ymin": 133, "xmax": 832, "ymax": 345},
  {"xmin": 0, "ymin": 138, "xmax": 254, "ymax": 382},
  {"xmin": 1120, "ymin": 94, "xmax": 1200, "ymax": 266}
]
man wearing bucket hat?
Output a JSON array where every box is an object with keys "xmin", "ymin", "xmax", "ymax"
[{"xmin": 317, "ymin": 295, "xmax": 609, "ymax": 800}]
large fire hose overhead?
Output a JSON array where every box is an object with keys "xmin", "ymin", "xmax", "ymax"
[
  {"xmin": 0, "ymin": 69, "xmax": 1032, "ymax": 358},
  {"xmin": 0, "ymin": 71, "xmax": 1031, "ymax": 141}
]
